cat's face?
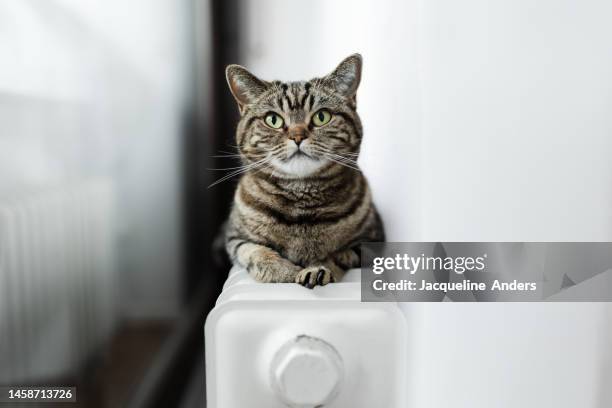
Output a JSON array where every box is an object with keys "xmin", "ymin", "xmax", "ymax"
[{"xmin": 226, "ymin": 54, "xmax": 363, "ymax": 178}]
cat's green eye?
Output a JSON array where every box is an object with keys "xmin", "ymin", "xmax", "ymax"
[
  {"xmin": 312, "ymin": 109, "xmax": 332, "ymax": 127},
  {"xmin": 264, "ymin": 112, "xmax": 284, "ymax": 129}
]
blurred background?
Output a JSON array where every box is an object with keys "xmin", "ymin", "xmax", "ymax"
[
  {"xmin": 0, "ymin": 0, "xmax": 235, "ymax": 406},
  {"xmin": 1, "ymin": 0, "xmax": 612, "ymax": 407}
]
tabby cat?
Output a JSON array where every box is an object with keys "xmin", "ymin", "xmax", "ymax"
[{"xmin": 223, "ymin": 54, "xmax": 384, "ymax": 288}]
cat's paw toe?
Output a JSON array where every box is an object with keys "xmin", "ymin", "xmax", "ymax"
[{"xmin": 296, "ymin": 267, "xmax": 335, "ymax": 288}]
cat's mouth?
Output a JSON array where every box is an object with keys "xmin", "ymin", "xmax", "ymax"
[
  {"xmin": 285, "ymin": 150, "xmax": 317, "ymax": 161},
  {"xmin": 272, "ymin": 149, "xmax": 327, "ymax": 177}
]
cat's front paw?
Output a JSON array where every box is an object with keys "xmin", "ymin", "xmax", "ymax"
[{"xmin": 295, "ymin": 266, "xmax": 335, "ymax": 289}]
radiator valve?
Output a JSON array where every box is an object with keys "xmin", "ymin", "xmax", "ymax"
[{"xmin": 270, "ymin": 335, "xmax": 344, "ymax": 407}]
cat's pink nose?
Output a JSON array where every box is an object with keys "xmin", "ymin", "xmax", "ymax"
[{"xmin": 288, "ymin": 124, "xmax": 308, "ymax": 146}]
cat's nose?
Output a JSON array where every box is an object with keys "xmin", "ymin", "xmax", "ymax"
[{"xmin": 288, "ymin": 124, "xmax": 308, "ymax": 146}]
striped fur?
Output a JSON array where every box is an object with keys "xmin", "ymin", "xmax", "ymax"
[{"xmin": 223, "ymin": 54, "xmax": 385, "ymax": 287}]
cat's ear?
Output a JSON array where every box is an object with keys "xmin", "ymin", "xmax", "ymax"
[
  {"xmin": 323, "ymin": 54, "xmax": 362, "ymax": 99},
  {"xmin": 226, "ymin": 65, "xmax": 269, "ymax": 111}
]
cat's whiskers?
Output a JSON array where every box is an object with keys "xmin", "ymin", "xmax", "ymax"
[
  {"xmin": 312, "ymin": 145, "xmax": 360, "ymax": 170},
  {"xmin": 324, "ymin": 156, "xmax": 361, "ymax": 172},
  {"xmin": 208, "ymin": 155, "xmax": 275, "ymax": 188},
  {"xmin": 208, "ymin": 146, "xmax": 284, "ymax": 187},
  {"xmin": 210, "ymin": 153, "xmax": 243, "ymax": 159},
  {"xmin": 207, "ymin": 154, "xmax": 268, "ymax": 171},
  {"xmin": 325, "ymin": 149, "xmax": 359, "ymax": 158},
  {"xmin": 316, "ymin": 151, "xmax": 361, "ymax": 172},
  {"xmin": 326, "ymin": 152, "xmax": 359, "ymax": 166},
  {"xmin": 210, "ymin": 149, "xmax": 269, "ymax": 162},
  {"xmin": 312, "ymin": 143, "xmax": 359, "ymax": 160}
]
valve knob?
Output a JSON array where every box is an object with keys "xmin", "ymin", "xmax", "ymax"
[{"xmin": 270, "ymin": 335, "xmax": 344, "ymax": 407}]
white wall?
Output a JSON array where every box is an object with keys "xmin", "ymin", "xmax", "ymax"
[
  {"xmin": 413, "ymin": 2, "xmax": 612, "ymax": 405},
  {"xmin": 404, "ymin": 303, "xmax": 612, "ymax": 407},
  {"xmin": 418, "ymin": 0, "xmax": 612, "ymax": 241}
]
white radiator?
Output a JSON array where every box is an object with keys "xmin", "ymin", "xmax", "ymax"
[
  {"xmin": 205, "ymin": 268, "xmax": 407, "ymax": 407},
  {"xmin": 0, "ymin": 181, "xmax": 117, "ymax": 383},
  {"xmin": 206, "ymin": 267, "xmax": 612, "ymax": 408}
]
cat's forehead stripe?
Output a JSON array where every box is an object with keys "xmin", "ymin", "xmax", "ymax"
[
  {"xmin": 254, "ymin": 79, "xmax": 349, "ymax": 116},
  {"xmin": 263, "ymin": 81, "xmax": 311, "ymax": 113}
]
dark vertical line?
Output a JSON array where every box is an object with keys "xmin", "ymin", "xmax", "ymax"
[
  {"xmin": 130, "ymin": 0, "xmax": 245, "ymax": 405},
  {"xmin": 183, "ymin": 0, "xmax": 242, "ymax": 300},
  {"xmin": 210, "ymin": 0, "xmax": 243, "ymax": 220}
]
